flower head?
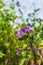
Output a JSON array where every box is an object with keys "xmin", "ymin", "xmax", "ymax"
[
  {"xmin": 18, "ymin": 48, "xmax": 22, "ymax": 51},
  {"xmin": 16, "ymin": 31, "xmax": 23, "ymax": 36},
  {"xmin": 16, "ymin": 48, "xmax": 22, "ymax": 56},
  {"xmin": 26, "ymin": 46, "xmax": 31, "ymax": 50},
  {"xmin": 34, "ymin": 47, "xmax": 38, "ymax": 53},
  {"xmin": 25, "ymin": 26, "xmax": 30, "ymax": 33},
  {"xmin": 20, "ymin": 28, "xmax": 25, "ymax": 32},
  {"xmin": 16, "ymin": 28, "xmax": 24, "ymax": 36},
  {"xmin": 16, "ymin": 50, "xmax": 19, "ymax": 56}
]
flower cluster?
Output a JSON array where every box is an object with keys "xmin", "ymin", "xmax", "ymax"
[
  {"xmin": 15, "ymin": 25, "xmax": 31, "ymax": 41},
  {"xmin": 16, "ymin": 46, "xmax": 31, "ymax": 56},
  {"xmin": 16, "ymin": 25, "xmax": 30, "ymax": 37}
]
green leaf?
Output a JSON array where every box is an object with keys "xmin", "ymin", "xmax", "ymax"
[
  {"xmin": 20, "ymin": 58, "xmax": 26, "ymax": 65},
  {"xmin": 0, "ymin": 51, "xmax": 5, "ymax": 58},
  {"xmin": 34, "ymin": 8, "xmax": 40, "ymax": 12}
]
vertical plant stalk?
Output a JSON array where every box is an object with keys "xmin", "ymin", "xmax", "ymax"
[
  {"xmin": 30, "ymin": 42, "xmax": 36, "ymax": 65},
  {"xmin": 4, "ymin": 52, "xmax": 12, "ymax": 65},
  {"xmin": 34, "ymin": 49, "xmax": 36, "ymax": 64}
]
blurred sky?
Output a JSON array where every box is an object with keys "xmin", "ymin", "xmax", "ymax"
[
  {"xmin": 15, "ymin": 0, "xmax": 43, "ymax": 18},
  {"xmin": 4, "ymin": 0, "xmax": 43, "ymax": 18},
  {"xmin": 4, "ymin": 0, "xmax": 43, "ymax": 27}
]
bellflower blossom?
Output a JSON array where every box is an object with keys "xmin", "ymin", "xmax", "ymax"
[
  {"xmin": 16, "ymin": 50, "xmax": 19, "ymax": 56},
  {"xmin": 25, "ymin": 26, "xmax": 30, "ymax": 33},
  {"xmin": 16, "ymin": 28, "xmax": 24, "ymax": 36},
  {"xmin": 16, "ymin": 48, "xmax": 22, "ymax": 56},
  {"xmin": 18, "ymin": 48, "xmax": 22, "ymax": 51},
  {"xmin": 20, "ymin": 28, "xmax": 25, "ymax": 32},
  {"xmin": 26, "ymin": 46, "xmax": 31, "ymax": 50},
  {"xmin": 34, "ymin": 47, "xmax": 38, "ymax": 53},
  {"xmin": 16, "ymin": 26, "xmax": 30, "ymax": 36}
]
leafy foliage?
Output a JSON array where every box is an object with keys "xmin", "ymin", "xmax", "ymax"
[{"xmin": 0, "ymin": 0, "xmax": 43, "ymax": 65}]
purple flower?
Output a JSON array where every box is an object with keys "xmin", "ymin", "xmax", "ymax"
[
  {"xmin": 34, "ymin": 47, "xmax": 38, "ymax": 53},
  {"xmin": 16, "ymin": 48, "xmax": 22, "ymax": 56},
  {"xmin": 16, "ymin": 50, "xmax": 19, "ymax": 56},
  {"xmin": 18, "ymin": 48, "xmax": 22, "ymax": 51},
  {"xmin": 16, "ymin": 31, "xmax": 23, "ymax": 36},
  {"xmin": 20, "ymin": 28, "xmax": 25, "ymax": 32},
  {"xmin": 25, "ymin": 26, "xmax": 30, "ymax": 33},
  {"xmin": 16, "ymin": 28, "xmax": 24, "ymax": 36},
  {"xmin": 26, "ymin": 46, "xmax": 31, "ymax": 50}
]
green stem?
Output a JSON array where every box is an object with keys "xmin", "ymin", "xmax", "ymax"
[{"xmin": 30, "ymin": 42, "xmax": 36, "ymax": 65}]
